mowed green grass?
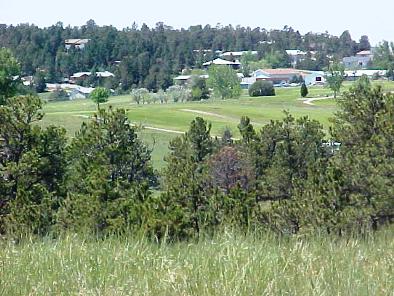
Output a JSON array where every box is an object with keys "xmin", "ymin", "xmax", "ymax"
[
  {"xmin": 0, "ymin": 228, "xmax": 393, "ymax": 295},
  {"xmin": 40, "ymin": 81, "xmax": 394, "ymax": 168}
]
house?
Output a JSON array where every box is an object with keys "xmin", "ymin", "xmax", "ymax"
[
  {"xmin": 45, "ymin": 83, "xmax": 95, "ymax": 99},
  {"xmin": 303, "ymin": 71, "xmax": 325, "ymax": 85},
  {"xmin": 70, "ymin": 71, "xmax": 115, "ymax": 83},
  {"xmin": 21, "ymin": 76, "xmax": 34, "ymax": 86},
  {"xmin": 342, "ymin": 50, "xmax": 373, "ymax": 69},
  {"xmin": 70, "ymin": 72, "xmax": 91, "ymax": 83},
  {"xmin": 202, "ymin": 58, "xmax": 241, "ymax": 70},
  {"xmin": 173, "ymin": 74, "xmax": 209, "ymax": 85},
  {"xmin": 344, "ymin": 69, "xmax": 386, "ymax": 81},
  {"xmin": 241, "ymin": 68, "xmax": 325, "ymax": 88},
  {"xmin": 68, "ymin": 86, "xmax": 95, "ymax": 100},
  {"xmin": 96, "ymin": 71, "xmax": 115, "ymax": 78},
  {"xmin": 65, "ymin": 39, "xmax": 90, "ymax": 50},
  {"xmin": 286, "ymin": 50, "xmax": 307, "ymax": 67}
]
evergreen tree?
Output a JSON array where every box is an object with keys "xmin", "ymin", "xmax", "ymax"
[
  {"xmin": 300, "ymin": 82, "xmax": 308, "ymax": 98},
  {"xmin": 58, "ymin": 107, "xmax": 155, "ymax": 234},
  {"xmin": 0, "ymin": 95, "xmax": 67, "ymax": 236},
  {"xmin": 0, "ymin": 48, "xmax": 20, "ymax": 105}
]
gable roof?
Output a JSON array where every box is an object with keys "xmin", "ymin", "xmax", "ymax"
[
  {"xmin": 65, "ymin": 39, "xmax": 90, "ymax": 45},
  {"xmin": 203, "ymin": 58, "xmax": 241, "ymax": 66}
]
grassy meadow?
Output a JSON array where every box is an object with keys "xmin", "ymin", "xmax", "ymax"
[
  {"xmin": 2, "ymin": 81, "xmax": 392, "ymax": 295},
  {"xmin": 39, "ymin": 81, "xmax": 394, "ymax": 168},
  {"xmin": 0, "ymin": 228, "xmax": 393, "ymax": 295},
  {"xmin": 40, "ymin": 86, "xmax": 336, "ymax": 169}
]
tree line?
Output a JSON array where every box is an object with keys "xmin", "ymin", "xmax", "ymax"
[
  {"xmin": 0, "ymin": 21, "xmax": 372, "ymax": 92},
  {"xmin": 0, "ymin": 52, "xmax": 392, "ymax": 240}
]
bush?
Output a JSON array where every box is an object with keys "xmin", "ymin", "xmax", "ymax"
[
  {"xmin": 248, "ymin": 80, "xmax": 275, "ymax": 97},
  {"xmin": 49, "ymin": 89, "xmax": 69, "ymax": 101},
  {"xmin": 300, "ymin": 83, "xmax": 308, "ymax": 98}
]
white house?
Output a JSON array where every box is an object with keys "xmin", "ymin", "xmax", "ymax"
[
  {"xmin": 65, "ymin": 39, "xmax": 90, "ymax": 50},
  {"xmin": 202, "ymin": 58, "xmax": 241, "ymax": 69},
  {"xmin": 342, "ymin": 50, "xmax": 374, "ymax": 69},
  {"xmin": 241, "ymin": 68, "xmax": 325, "ymax": 88},
  {"xmin": 344, "ymin": 69, "xmax": 386, "ymax": 80},
  {"xmin": 70, "ymin": 71, "xmax": 115, "ymax": 83}
]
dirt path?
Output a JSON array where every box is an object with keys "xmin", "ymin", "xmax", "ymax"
[
  {"xmin": 299, "ymin": 96, "xmax": 334, "ymax": 106},
  {"xmin": 74, "ymin": 114, "xmax": 184, "ymax": 134},
  {"xmin": 180, "ymin": 109, "xmax": 229, "ymax": 119}
]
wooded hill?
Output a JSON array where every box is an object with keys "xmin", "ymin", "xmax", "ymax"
[{"xmin": 0, "ymin": 21, "xmax": 371, "ymax": 91}]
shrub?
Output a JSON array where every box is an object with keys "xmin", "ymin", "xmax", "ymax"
[
  {"xmin": 301, "ymin": 83, "xmax": 308, "ymax": 98},
  {"xmin": 49, "ymin": 89, "xmax": 69, "ymax": 101},
  {"xmin": 248, "ymin": 80, "xmax": 275, "ymax": 97}
]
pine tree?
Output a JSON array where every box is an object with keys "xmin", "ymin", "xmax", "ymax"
[{"xmin": 300, "ymin": 82, "xmax": 308, "ymax": 98}]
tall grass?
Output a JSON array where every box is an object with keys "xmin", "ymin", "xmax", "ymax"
[{"xmin": 1, "ymin": 228, "xmax": 393, "ymax": 295}]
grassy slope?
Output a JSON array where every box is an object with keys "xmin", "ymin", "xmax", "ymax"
[
  {"xmin": 0, "ymin": 228, "xmax": 392, "ymax": 295},
  {"xmin": 40, "ymin": 86, "xmax": 335, "ymax": 169},
  {"xmin": 39, "ymin": 81, "xmax": 394, "ymax": 168}
]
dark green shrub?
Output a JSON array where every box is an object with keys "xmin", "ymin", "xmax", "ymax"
[
  {"xmin": 248, "ymin": 80, "xmax": 275, "ymax": 97},
  {"xmin": 300, "ymin": 83, "xmax": 308, "ymax": 98}
]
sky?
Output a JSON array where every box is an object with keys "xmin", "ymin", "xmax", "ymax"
[{"xmin": 1, "ymin": 0, "xmax": 393, "ymax": 45}]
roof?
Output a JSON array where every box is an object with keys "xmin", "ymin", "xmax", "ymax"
[
  {"xmin": 258, "ymin": 68, "xmax": 302, "ymax": 75},
  {"xmin": 70, "ymin": 72, "xmax": 91, "ymax": 78},
  {"xmin": 253, "ymin": 68, "xmax": 323, "ymax": 78},
  {"xmin": 45, "ymin": 83, "xmax": 95, "ymax": 94},
  {"xmin": 174, "ymin": 75, "xmax": 191, "ymax": 80},
  {"xmin": 203, "ymin": 58, "xmax": 241, "ymax": 66},
  {"xmin": 96, "ymin": 71, "xmax": 114, "ymax": 78},
  {"xmin": 344, "ymin": 70, "xmax": 386, "ymax": 77},
  {"xmin": 174, "ymin": 74, "xmax": 210, "ymax": 81},
  {"xmin": 71, "ymin": 71, "xmax": 114, "ymax": 79},
  {"xmin": 356, "ymin": 50, "xmax": 372, "ymax": 56},
  {"xmin": 65, "ymin": 39, "xmax": 90, "ymax": 45},
  {"xmin": 286, "ymin": 49, "xmax": 307, "ymax": 56}
]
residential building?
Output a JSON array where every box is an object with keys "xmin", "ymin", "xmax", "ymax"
[
  {"xmin": 342, "ymin": 50, "xmax": 373, "ymax": 69},
  {"xmin": 65, "ymin": 39, "xmax": 90, "ymax": 50},
  {"xmin": 241, "ymin": 68, "xmax": 325, "ymax": 88},
  {"xmin": 344, "ymin": 69, "xmax": 386, "ymax": 81},
  {"xmin": 46, "ymin": 83, "xmax": 95, "ymax": 99},
  {"xmin": 70, "ymin": 71, "xmax": 115, "ymax": 83},
  {"xmin": 202, "ymin": 58, "xmax": 241, "ymax": 70}
]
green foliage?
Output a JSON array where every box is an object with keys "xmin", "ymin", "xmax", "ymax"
[
  {"xmin": 34, "ymin": 71, "xmax": 46, "ymax": 93},
  {"xmin": 157, "ymin": 117, "xmax": 216, "ymax": 239},
  {"xmin": 248, "ymin": 80, "xmax": 275, "ymax": 97},
  {"xmin": 300, "ymin": 82, "xmax": 308, "ymax": 97},
  {"xmin": 90, "ymin": 87, "xmax": 110, "ymax": 110},
  {"xmin": 0, "ymin": 95, "xmax": 67, "ymax": 236},
  {"xmin": 207, "ymin": 66, "xmax": 241, "ymax": 100},
  {"xmin": 48, "ymin": 88, "xmax": 69, "ymax": 101},
  {"xmin": 264, "ymin": 50, "xmax": 291, "ymax": 68},
  {"xmin": 131, "ymin": 88, "xmax": 149, "ymax": 105},
  {"xmin": 0, "ymin": 22, "xmax": 368, "ymax": 91},
  {"xmin": 267, "ymin": 79, "xmax": 394, "ymax": 235},
  {"xmin": 372, "ymin": 41, "xmax": 394, "ymax": 70},
  {"xmin": 325, "ymin": 62, "xmax": 345, "ymax": 98},
  {"xmin": 166, "ymin": 85, "xmax": 190, "ymax": 102},
  {"xmin": 0, "ymin": 48, "xmax": 20, "ymax": 104},
  {"xmin": 189, "ymin": 76, "xmax": 210, "ymax": 101},
  {"xmin": 240, "ymin": 51, "xmax": 258, "ymax": 77},
  {"xmin": 57, "ymin": 107, "xmax": 155, "ymax": 234},
  {"xmin": 290, "ymin": 75, "xmax": 304, "ymax": 84}
]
